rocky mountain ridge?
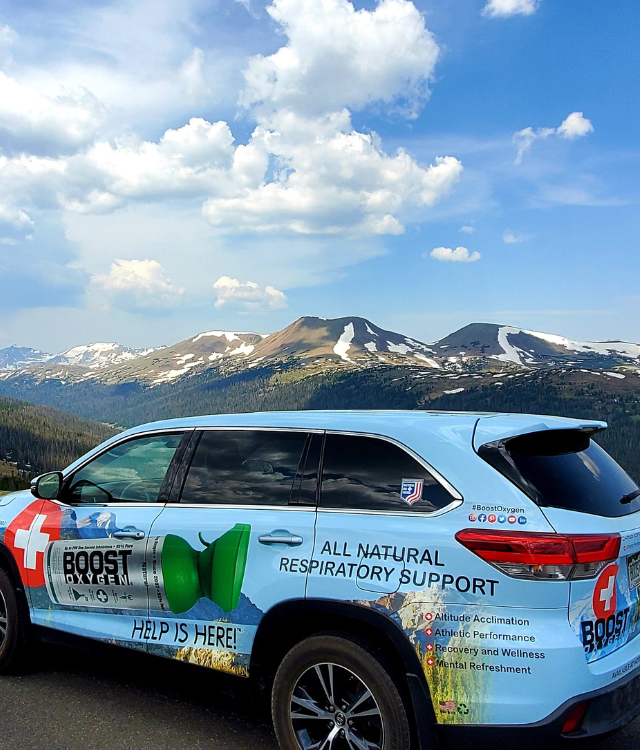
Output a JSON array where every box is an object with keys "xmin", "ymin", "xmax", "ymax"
[{"xmin": 2, "ymin": 318, "xmax": 639, "ymax": 389}]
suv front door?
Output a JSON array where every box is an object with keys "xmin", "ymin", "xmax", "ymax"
[
  {"xmin": 25, "ymin": 430, "xmax": 187, "ymax": 649},
  {"xmin": 146, "ymin": 428, "xmax": 319, "ymax": 676}
]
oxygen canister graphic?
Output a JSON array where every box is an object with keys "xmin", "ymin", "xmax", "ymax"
[{"xmin": 43, "ymin": 524, "xmax": 251, "ymax": 614}]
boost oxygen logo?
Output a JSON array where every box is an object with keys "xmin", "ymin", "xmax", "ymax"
[
  {"xmin": 44, "ymin": 525, "xmax": 251, "ymax": 615},
  {"xmin": 581, "ymin": 564, "xmax": 630, "ymax": 654}
]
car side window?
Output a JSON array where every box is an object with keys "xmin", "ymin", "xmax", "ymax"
[
  {"xmin": 66, "ymin": 433, "xmax": 185, "ymax": 504},
  {"xmin": 320, "ymin": 433, "xmax": 454, "ymax": 512},
  {"xmin": 180, "ymin": 430, "xmax": 309, "ymax": 506}
]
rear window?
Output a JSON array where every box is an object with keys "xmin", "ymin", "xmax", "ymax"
[{"xmin": 480, "ymin": 429, "xmax": 640, "ymax": 518}]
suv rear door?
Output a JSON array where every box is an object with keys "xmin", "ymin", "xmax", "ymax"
[
  {"xmin": 145, "ymin": 428, "xmax": 320, "ymax": 675},
  {"xmin": 307, "ymin": 432, "xmax": 460, "ymax": 601}
]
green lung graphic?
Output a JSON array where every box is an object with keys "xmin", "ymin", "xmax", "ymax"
[
  {"xmin": 163, "ymin": 523, "xmax": 252, "ymax": 614},
  {"xmin": 162, "ymin": 535, "xmax": 203, "ymax": 614},
  {"xmin": 43, "ymin": 523, "xmax": 253, "ymax": 616},
  {"xmin": 199, "ymin": 524, "xmax": 252, "ymax": 612}
]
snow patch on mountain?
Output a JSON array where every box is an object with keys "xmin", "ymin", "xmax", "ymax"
[
  {"xmin": 192, "ymin": 331, "xmax": 264, "ymax": 344},
  {"xmin": 414, "ymin": 354, "xmax": 440, "ymax": 367},
  {"xmin": 51, "ymin": 343, "xmax": 157, "ymax": 370},
  {"xmin": 524, "ymin": 330, "xmax": 640, "ymax": 359},
  {"xmin": 334, "ymin": 323, "xmax": 355, "ymax": 362},
  {"xmin": 387, "ymin": 341, "xmax": 410, "ymax": 355},
  {"xmin": 495, "ymin": 326, "xmax": 531, "ymax": 365},
  {"xmin": 229, "ymin": 343, "xmax": 255, "ymax": 356}
]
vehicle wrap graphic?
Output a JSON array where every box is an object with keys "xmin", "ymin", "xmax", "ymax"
[
  {"xmin": 43, "ymin": 526, "xmax": 251, "ymax": 614},
  {"xmin": 0, "ymin": 498, "xmax": 258, "ymax": 677},
  {"xmin": 570, "ymin": 551, "xmax": 640, "ymax": 663},
  {"xmin": 5, "ymin": 500, "xmax": 62, "ymax": 587}
]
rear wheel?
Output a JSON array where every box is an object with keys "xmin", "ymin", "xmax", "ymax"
[
  {"xmin": 272, "ymin": 634, "xmax": 411, "ymax": 750},
  {"xmin": 0, "ymin": 567, "xmax": 28, "ymax": 673}
]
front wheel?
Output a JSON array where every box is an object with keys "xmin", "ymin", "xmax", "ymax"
[
  {"xmin": 272, "ymin": 634, "xmax": 411, "ymax": 750},
  {"xmin": 0, "ymin": 567, "xmax": 28, "ymax": 673}
]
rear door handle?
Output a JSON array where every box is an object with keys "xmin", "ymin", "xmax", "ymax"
[
  {"xmin": 112, "ymin": 527, "xmax": 145, "ymax": 540},
  {"xmin": 259, "ymin": 530, "xmax": 303, "ymax": 547}
]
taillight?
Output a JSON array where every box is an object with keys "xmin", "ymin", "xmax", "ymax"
[{"xmin": 455, "ymin": 529, "xmax": 621, "ymax": 581}]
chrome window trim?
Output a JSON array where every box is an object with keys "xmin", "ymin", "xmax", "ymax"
[
  {"xmin": 52, "ymin": 501, "xmax": 168, "ymax": 510},
  {"xmin": 172, "ymin": 504, "xmax": 317, "ymax": 512},
  {"xmin": 62, "ymin": 423, "xmax": 464, "ymax": 515},
  {"xmin": 193, "ymin": 425, "xmax": 462, "ymax": 501},
  {"xmin": 196, "ymin": 426, "xmax": 324, "ymax": 435},
  {"xmin": 316, "ymin": 501, "xmax": 463, "ymax": 519}
]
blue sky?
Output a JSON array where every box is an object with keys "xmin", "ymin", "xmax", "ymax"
[{"xmin": 0, "ymin": 0, "xmax": 638, "ymax": 351}]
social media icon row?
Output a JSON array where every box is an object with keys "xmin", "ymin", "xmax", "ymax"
[{"xmin": 468, "ymin": 513, "xmax": 527, "ymax": 525}]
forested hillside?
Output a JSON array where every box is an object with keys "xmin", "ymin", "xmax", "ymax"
[
  {"xmin": 0, "ymin": 397, "xmax": 117, "ymax": 488},
  {"xmin": 0, "ymin": 365, "xmax": 638, "ymax": 485}
]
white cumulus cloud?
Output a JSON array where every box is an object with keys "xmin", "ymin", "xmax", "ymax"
[
  {"xmin": 0, "ymin": 0, "xmax": 464, "ymax": 297},
  {"xmin": 0, "ymin": 111, "xmax": 461, "ymax": 237},
  {"xmin": 503, "ymin": 230, "xmax": 525, "ymax": 243},
  {"xmin": 513, "ymin": 111, "xmax": 593, "ymax": 163},
  {"xmin": 92, "ymin": 259, "xmax": 184, "ymax": 309},
  {"xmin": 202, "ymin": 111, "xmax": 462, "ymax": 235},
  {"xmin": 0, "ymin": 72, "xmax": 104, "ymax": 155},
  {"xmin": 459, "ymin": 225, "xmax": 475, "ymax": 234},
  {"xmin": 557, "ymin": 111, "xmax": 594, "ymax": 140},
  {"xmin": 240, "ymin": 0, "xmax": 439, "ymax": 118},
  {"xmin": 482, "ymin": 0, "xmax": 540, "ymax": 18},
  {"xmin": 213, "ymin": 276, "xmax": 288, "ymax": 310},
  {"xmin": 428, "ymin": 246, "xmax": 481, "ymax": 263}
]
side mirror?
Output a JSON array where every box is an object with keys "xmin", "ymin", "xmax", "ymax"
[{"xmin": 30, "ymin": 472, "xmax": 63, "ymax": 500}]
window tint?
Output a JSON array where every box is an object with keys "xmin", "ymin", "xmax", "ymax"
[
  {"xmin": 67, "ymin": 433, "xmax": 184, "ymax": 504},
  {"xmin": 181, "ymin": 430, "xmax": 309, "ymax": 506},
  {"xmin": 320, "ymin": 434, "xmax": 454, "ymax": 512},
  {"xmin": 498, "ymin": 430, "xmax": 640, "ymax": 518}
]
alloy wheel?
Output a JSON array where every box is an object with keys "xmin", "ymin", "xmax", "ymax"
[
  {"xmin": 0, "ymin": 588, "xmax": 8, "ymax": 646},
  {"xmin": 289, "ymin": 662, "xmax": 384, "ymax": 750}
]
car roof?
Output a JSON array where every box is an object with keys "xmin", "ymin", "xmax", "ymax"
[{"xmin": 122, "ymin": 409, "xmax": 605, "ymax": 439}]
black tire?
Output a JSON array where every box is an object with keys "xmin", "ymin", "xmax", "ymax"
[
  {"xmin": 272, "ymin": 634, "xmax": 411, "ymax": 750},
  {"xmin": 0, "ymin": 567, "xmax": 28, "ymax": 673}
]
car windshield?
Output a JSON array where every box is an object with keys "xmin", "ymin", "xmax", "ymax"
[{"xmin": 504, "ymin": 430, "xmax": 640, "ymax": 518}]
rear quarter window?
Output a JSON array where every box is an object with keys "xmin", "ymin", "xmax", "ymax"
[{"xmin": 320, "ymin": 433, "xmax": 454, "ymax": 513}]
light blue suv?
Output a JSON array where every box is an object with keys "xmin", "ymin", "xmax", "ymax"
[{"xmin": 0, "ymin": 410, "xmax": 639, "ymax": 750}]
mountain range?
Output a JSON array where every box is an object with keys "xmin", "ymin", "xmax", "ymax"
[
  {"xmin": 0, "ymin": 315, "xmax": 639, "ymax": 483},
  {"xmin": 2, "ymin": 317, "xmax": 640, "ymax": 387}
]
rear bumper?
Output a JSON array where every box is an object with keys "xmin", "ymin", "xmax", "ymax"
[{"xmin": 436, "ymin": 661, "xmax": 640, "ymax": 749}]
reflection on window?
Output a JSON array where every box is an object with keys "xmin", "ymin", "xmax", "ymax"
[
  {"xmin": 181, "ymin": 430, "xmax": 309, "ymax": 506},
  {"xmin": 68, "ymin": 434, "xmax": 183, "ymax": 503},
  {"xmin": 508, "ymin": 437, "xmax": 640, "ymax": 518},
  {"xmin": 321, "ymin": 434, "xmax": 452, "ymax": 512}
]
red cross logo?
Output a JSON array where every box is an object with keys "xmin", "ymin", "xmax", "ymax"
[
  {"xmin": 5, "ymin": 501, "xmax": 62, "ymax": 588},
  {"xmin": 593, "ymin": 564, "xmax": 619, "ymax": 621}
]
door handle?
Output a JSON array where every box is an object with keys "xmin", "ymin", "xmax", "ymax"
[
  {"xmin": 112, "ymin": 527, "xmax": 145, "ymax": 540},
  {"xmin": 259, "ymin": 530, "xmax": 303, "ymax": 547}
]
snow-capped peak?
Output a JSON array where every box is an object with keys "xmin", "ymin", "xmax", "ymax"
[{"xmin": 50, "ymin": 343, "xmax": 158, "ymax": 370}]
